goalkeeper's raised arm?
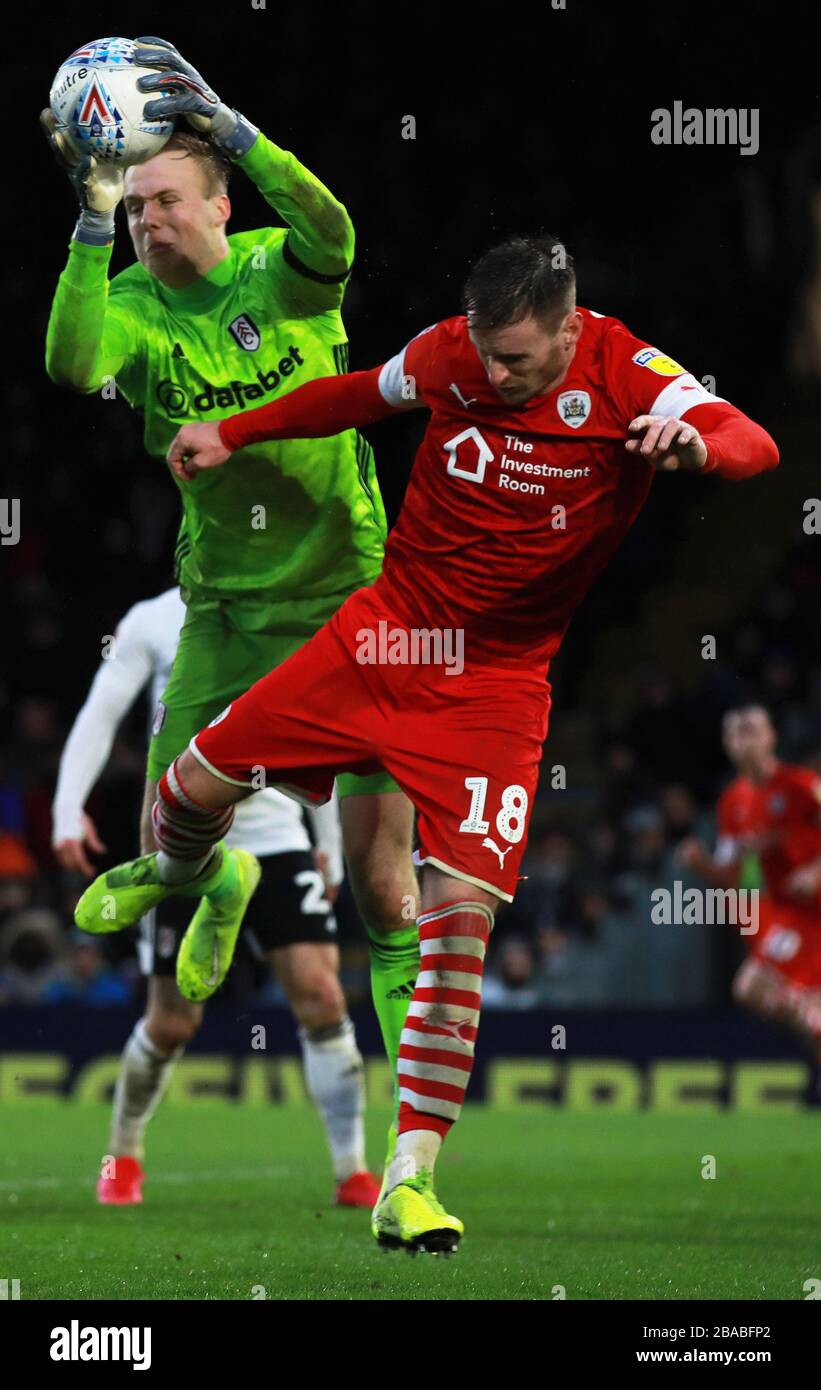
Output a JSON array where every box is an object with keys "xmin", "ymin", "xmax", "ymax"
[
  {"xmin": 44, "ymin": 36, "xmax": 353, "ymax": 393},
  {"xmin": 132, "ymin": 37, "xmax": 353, "ymax": 296}
]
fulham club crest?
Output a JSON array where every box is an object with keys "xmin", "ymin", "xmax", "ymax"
[
  {"xmin": 228, "ymin": 313, "xmax": 261, "ymax": 351},
  {"xmin": 557, "ymin": 390, "xmax": 591, "ymax": 428}
]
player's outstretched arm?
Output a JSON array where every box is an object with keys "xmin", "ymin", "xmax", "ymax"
[
  {"xmin": 167, "ymin": 365, "xmax": 419, "ymax": 480},
  {"xmin": 677, "ymin": 837, "xmax": 741, "ymax": 890},
  {"xmin": 52, "ymin": 609, "xmax": 154, "ymax": 876},
  {"xmin": 135, "ymin": 37, "xmax": 352, "ymax": 307},
  {"xmin": 41, "ymin": 110, "xmax": 135, "ymax": 391}
]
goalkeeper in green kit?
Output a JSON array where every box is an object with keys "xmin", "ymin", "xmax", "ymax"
[{"xmin": 44, "ymin": 38, "xmax": 419, "ymax": 1192}]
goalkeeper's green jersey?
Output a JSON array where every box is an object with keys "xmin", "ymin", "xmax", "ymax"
[{"xmin": 45, "ymin": 133, "xmax": 386, "ymax": 601}]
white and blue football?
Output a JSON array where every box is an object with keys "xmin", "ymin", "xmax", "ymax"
[{"xmin": 49, "ymin": 37, "xmax": 174, "ymax": 165}]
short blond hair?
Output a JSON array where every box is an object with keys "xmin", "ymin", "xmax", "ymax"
[{"xmin": 159, "ymin": 131, "xmax": 232, "ymax": 196}]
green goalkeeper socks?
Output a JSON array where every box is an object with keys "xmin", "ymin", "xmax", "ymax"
[{"xmin": 368, "ymin": 922, "xmax": 420, "ymax": 1115}]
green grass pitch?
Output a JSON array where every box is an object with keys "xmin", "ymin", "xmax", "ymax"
[{"xmin": 2, "ymin": 1102, "xmax": 819, "ymax": 1300}]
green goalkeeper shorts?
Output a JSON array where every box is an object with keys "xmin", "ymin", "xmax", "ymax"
[{"xmin": 146, "ymin": 585, "xmax": 399, "ymax": 801}]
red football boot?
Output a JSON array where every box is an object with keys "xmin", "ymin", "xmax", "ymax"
[
  {"xmin": 335, "ymin": 1171, "xmax": 381, "ymax": 1208},
  {"xmin": 97, "ymin": 1155, "xmax": 145, "ymax": 1205}
]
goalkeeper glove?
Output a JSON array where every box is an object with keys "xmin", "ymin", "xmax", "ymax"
[
  {"xmin": 134, "ymin": 37, "xmax": 258, "ymax": 159},
  {"xmin": 40, "ymin": 108, "xmax": 123, "ymax": 246}
]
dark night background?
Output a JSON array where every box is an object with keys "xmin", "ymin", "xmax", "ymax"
[{"xmin": 3, "ymin": 2, "xmax": 821, "ymax": 1012}]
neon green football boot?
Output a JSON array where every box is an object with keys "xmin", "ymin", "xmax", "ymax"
[
  {"xmin": 74, "ymin": 845, "xmax": 234, "ymax": 935},
  {"xmin": 176, "ymin": 848, "xmax": 261, "ymax": 1002},
  {"xmin": 370, "ymin": 1121, "xmax": 398, "ymax": 1239},
  {"xmin": 373, "ymin": 1168, "xmax": 463, "ymax": 1255}
]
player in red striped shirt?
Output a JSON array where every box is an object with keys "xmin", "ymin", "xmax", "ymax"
[
  {"xmin": 77, "ymin": 236, "xmax": 779, "ymax": 1252},
  {"xmin": 680, "ymin": 706, "xmax": 821, "ymax": 1066}
]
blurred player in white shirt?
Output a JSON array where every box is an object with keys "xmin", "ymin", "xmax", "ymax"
[{"xmin": 53, "ymin": 588, "xmax": 379, "ymax": 1208}]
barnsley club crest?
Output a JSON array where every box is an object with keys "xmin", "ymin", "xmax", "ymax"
[
  {"xmin": 228, "ymin": 313, "xmax": 261, "ymax": 352},
  {"xmin": 557, "ymin": 390, "xmax": 591, "ymax": 429}
]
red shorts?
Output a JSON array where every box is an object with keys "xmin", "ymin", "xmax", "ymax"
[
  {"xmin": 749, "ymin": 897, "xmax": 821, "ymax": 989},
  {"xmin": 190, "ymin": 585, "xmax": 551, "ymax": 901}
]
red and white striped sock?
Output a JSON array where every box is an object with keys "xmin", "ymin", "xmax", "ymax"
[
  {"xmin": 153, "ymin": 757, "xmax": 235, "ymax": 884},
  {"xmin": 390, "ymin": 899, "xmax": 494, "ymax": 1183}
]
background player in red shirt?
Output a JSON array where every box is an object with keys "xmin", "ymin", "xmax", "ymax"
[
  {"xmin": 680, "ymin": 706, "xmax": 821, "ymax": 1062},
  {"xmin": 76, "ymin": 236, "xmax": 779, "ymax": 1253}
]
